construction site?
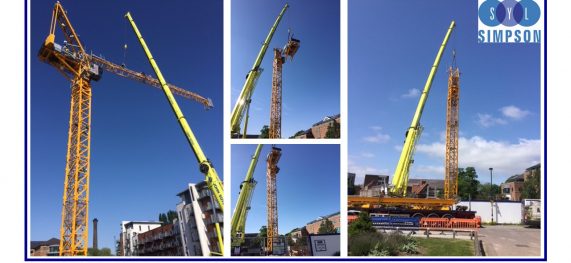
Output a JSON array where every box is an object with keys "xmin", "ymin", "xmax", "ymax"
[
  {"xmin": 348, "ymin": 0, "xmax": 542, "ymax": 257},
  {"xmin": 30, "ymin": 1, "xmax": 224, "ymax": 256},
  {"xmin": 231, "ymin": 144, "xmax": 340, "ymax": 256},
  {"xmin": 231, "ymin": 0, "xmax": 339, "ymax": 139}
]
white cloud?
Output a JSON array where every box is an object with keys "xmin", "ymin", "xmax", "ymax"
[
  {"xmin": 348, "ymin": 158, "xmax": 390, "ymax": 185},
  {"xmin": 500, "ymin": 105, "xmax": 531, "ymax": 120},
  {"xmin": 416, "ymin": 136, "xmax": 541, "ymax": 179},
  {"xmin": 476, "ymin": 113, "xmax": 507, "ymax": 127},
  {"xmin": 401, "ymin": 88, "xmax": 420, "ymax": 98},
  {"xmin": 361, "ymin": 152, "xmax": 375, "ymax": 158},
  {"xmin": 362, "ymin": 126, "xmax": 391, "ymax": 143},
  {"xmin": 412, "ymin": 165, "xmax": 445, "ymax": 176},
  {"xmin": 363, "ymin": 133, "xmax": 390, "ymax": 143}
]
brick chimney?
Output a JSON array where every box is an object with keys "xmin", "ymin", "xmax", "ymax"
[{"xmin": 93, "ymin": 218, "xmax": 98, "ymax": 250}]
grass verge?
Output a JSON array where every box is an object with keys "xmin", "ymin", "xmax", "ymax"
[{"xmin": 414, "ymin": 237, "xmax": 474, "ymax": 256}]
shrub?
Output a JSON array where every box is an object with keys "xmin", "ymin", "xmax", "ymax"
[{"xmin": 349, "ymin": 231, "xmax": 412, "ymax": 256}]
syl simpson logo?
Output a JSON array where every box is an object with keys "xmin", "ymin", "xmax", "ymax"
[{"xmin": 478, "ymin": 0, "xmax": 543, "ymax": 43}]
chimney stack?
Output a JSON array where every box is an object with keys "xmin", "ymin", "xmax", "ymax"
[{"xmin": 93, "ymin": 218, "xmax": 98, "ymax": 250}]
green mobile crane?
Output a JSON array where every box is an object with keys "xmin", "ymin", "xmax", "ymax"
[
  {"xmin": 125, "ymin": 12, "xmax": 224, "ymax": 255},
  {"xmin": 230, "ymin": 4, "xmax": 289, "ymax": 137},
  {"xmin": 390, "ymin": 21, "xmax": 456, "ymax": 197},
  {"xmin": 231, "ymin": 144, "xmax": 264, "ymax": 255}
]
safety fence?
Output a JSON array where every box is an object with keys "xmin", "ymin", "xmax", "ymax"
[{"xmin": 419, "ymin": 217, "xmax": 480, "ymax": 231}]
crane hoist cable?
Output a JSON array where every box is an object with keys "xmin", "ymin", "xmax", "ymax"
[{"xmin": 124, "ymin": 11, "xmax": 225, "ymax": 255}]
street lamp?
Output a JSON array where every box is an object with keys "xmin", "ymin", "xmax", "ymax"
[{"xmin": 489, "ymin": 167, "xmax": 494, "ymax": 224}]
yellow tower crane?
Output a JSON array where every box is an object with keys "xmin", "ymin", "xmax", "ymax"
[
  {"xmin": 445, "ymin": 52, "xmax": 460, "ymax": 200},
  {"xmin": 269, "ymin": 33, "xmax": 300, "ymax": 139},
  {"xmin": 37, "ymin": 2, "xmax": 212, "ymax": 256},
  {"xmin": 124, "ymin": 12, "xmax": 225, "ymax": 255},
  {"xmin": 266, "ymin": 146, "xmax": 282, "ymax": 254}
]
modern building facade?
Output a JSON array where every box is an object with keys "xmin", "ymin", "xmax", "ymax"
[
  {"xmin": 120, "ymin": 221, "xmax": 163, "ymax": 256},
  {"xmin": 176, "ymin": 181, "xmax": 224, "ymax": 256}
]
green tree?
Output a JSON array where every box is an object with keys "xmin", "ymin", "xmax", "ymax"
[
  {"xmin": 325, "ymin": 121, "xmax": 340, "ymax": 138},
  {"xmin": 167, "ymin": 210, "xmax": 178, "ymax": 223},
  {"xmin": 290, "ymin": 130, "xmax": 306, "ymax": 139},
  {"xmin": 254, "ymin": 225, "xmax": 268, "ymax": 248},
  {"xmin": 457, "ymin": 167, "xmax": 480, "ymax": 200},
  {"xmin": 522, "ymin": 168, "xmax": 540, "ymax": 199},
  {"xmin": 477, "ymin": 183, "xmax": 501, "ymax": 200},
  {"xmin": 260, "ymin": 125, "xmax": 269, "ymax": 138},
  {"xmin": 158, "ymin": 210, "xmax": 178, "ymax": 224},
  {"xmin": 348, "ymin": 212, "xmax": 373, "ymax": 236},
  {"xmin": 100, "ymin": 248, "xmax": 112, "ymax": 256},
  {"xmin": 258, "ymin": 225, "xmax": 267, "ymax": 238},
  {"xmin": 286, "ymin": 233, "xmax": 295, "ymax": 246},
  {"xmin": 318, "ymin": 218, "xmax": 336, "ymax": 234},
  {"xmin": 88, "ymin": 247, "xmax": 113, "ymax": 256}
]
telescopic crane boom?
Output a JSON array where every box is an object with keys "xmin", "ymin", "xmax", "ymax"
[
  {"xmin": 231, "ymin": 145, "xmax": 264, "ymax": 252},
  {"xmin": 230, "ymin": 4, "xmax": 289, "ymax": 137},
  {"xmin": 390, "ymin": 21, "xmax": 456, "ymax": 196},
  {"xmin": 124, "ymin": 12, "xmax": 224, "ymax": 255},
  {"xmin": 37, "ymin": 2, "xmax": 211, "ymax": 256}
]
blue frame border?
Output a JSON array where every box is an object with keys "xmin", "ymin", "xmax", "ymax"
[{"xmin": 24, "ymin": 0, "xmax": 548, "ymax": 261}]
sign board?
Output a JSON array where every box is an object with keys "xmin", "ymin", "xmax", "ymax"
[{"xmin": 308, "ymin": 234, "xmax": 340, "ymax": 256}]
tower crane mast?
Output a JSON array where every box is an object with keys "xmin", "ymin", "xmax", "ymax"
[
  {"xmin": 390, "ymin": 21, "xmax": 456, "ymax": 196},
  {"xmin": 231, "ymin": 145, "xmax": 264, "ymax": 254},
  {"xmin": 38, "ymin": 2, "xmax": 211, "ymax": 256},
  {"xmin": 230, "ymin": 4, "xmax": 289, "ymax": 137},
  {"xmin": 269, "ymin": 34, "xmax": 300, "ymax": 139},
  {"xmin": 266, "ymin": 146, "xmax": 282, "ymax": 254},
  {"xmin": 445, "ymin": 54, "xmax": 460, "ymax": 200}
]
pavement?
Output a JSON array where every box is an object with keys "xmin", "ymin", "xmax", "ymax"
[{"xmin": 478, "ymin": 225, "xmax": 541, "ymax": 256}]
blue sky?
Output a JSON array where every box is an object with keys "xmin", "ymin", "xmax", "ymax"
[
  {"xmin": 349, "ymin": 0, "xmax": 541, "ymax": 186},
  {"xmin": 30, "ymin": 0, "xmax": 222, "ymax": 251},
  {"xmin": 231, "ymin": 0, "xmax": 340, "ymax": 137},
  {"xmin": 231, "ymin": 144, "xmax": 340, "ymax": 234}
]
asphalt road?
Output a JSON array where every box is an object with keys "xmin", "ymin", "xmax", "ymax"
[{"xmin": 478, "ymin": 225, "xmax": 541, "ymax": 256}]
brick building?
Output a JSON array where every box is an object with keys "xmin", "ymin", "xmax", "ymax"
[
  {"xmin": 501, "ymin": 164, "xmax": 540, "ymax": 201},
  {"xmin": 293, "ymin": 114, "xmax": 340, "ymax": 139},
  {"xmin": 359, "ymin": 174, "xmax": 389, "ymax": 197},
  {"xmin": 30, "ymin": 238, "xmax": 59, "ymax": 256},
  {"xmin": 305, "ymin": 212, "xmax": 340, "ymax": 234},
  {"xmin": 136, "ymin": 223, "xmax": 183, "ymax": 256},
  {"xmin": 407, "ymin": 179, "xmax": 444, "ymax": 198}
]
